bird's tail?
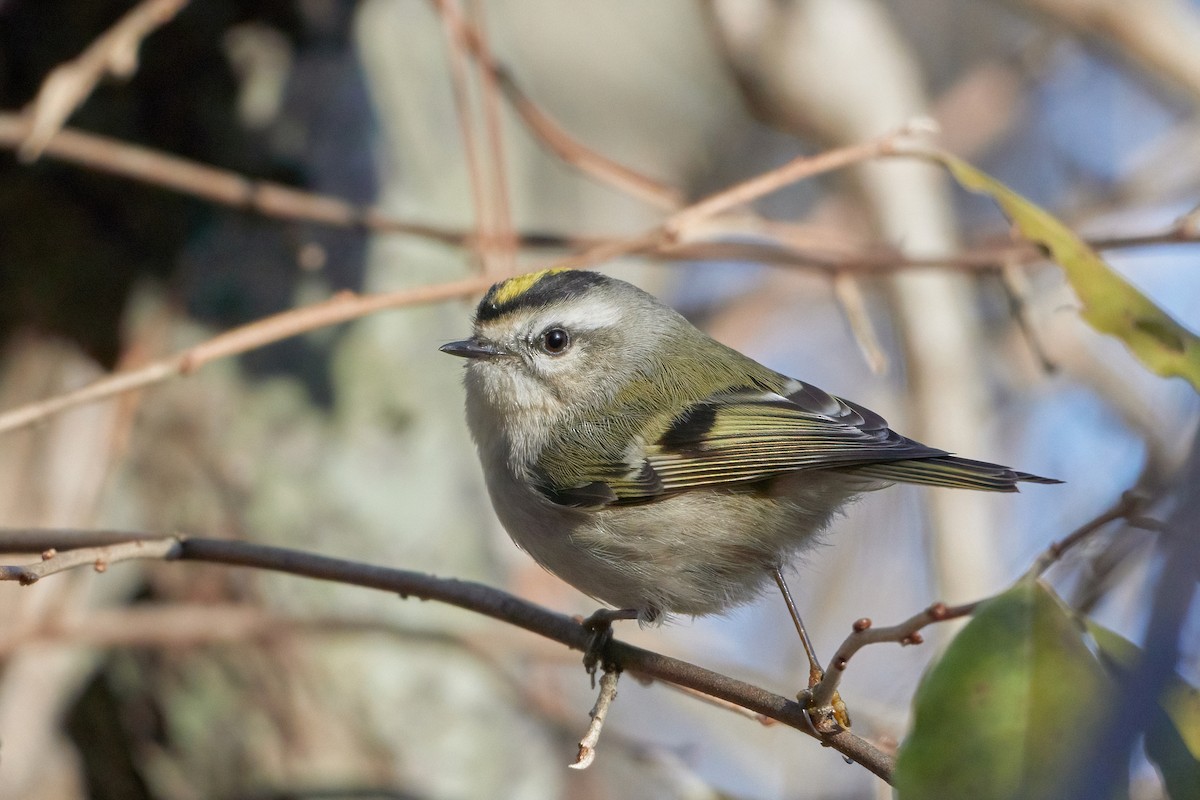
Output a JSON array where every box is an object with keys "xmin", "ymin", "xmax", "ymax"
[{"xmin": 839, "ymin": 455, "xmax": 1062, "ymax": 492}]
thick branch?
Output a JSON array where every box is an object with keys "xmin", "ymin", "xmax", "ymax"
[{"xmin": 0, "ymin": 529, "xmax": 895, "ymax": 784}]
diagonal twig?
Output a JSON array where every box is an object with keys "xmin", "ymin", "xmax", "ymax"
[
  {"xmin": 0, "ymin": 276, "xmax": 495, "ymax": 436},
  {"xmin": 18, "ymin": 0, "xmax": 190, "ymax": 161},
  {"xmin": 808, "ymin": 488, "xmax": 1157, "ymax": 714}
]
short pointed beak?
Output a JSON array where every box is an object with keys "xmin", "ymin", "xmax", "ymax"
[{"xmin": 440, "ymin": 337, "xmax": 506, "ymax": 360}]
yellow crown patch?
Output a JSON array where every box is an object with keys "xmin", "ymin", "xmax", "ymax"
[{"xmin": 490, "ymin": 268, "xmax": 569, "ymax": 306}]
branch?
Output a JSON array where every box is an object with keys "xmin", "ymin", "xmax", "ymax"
[
  {"xmin": 0, "ymin": 112, "xmax": 474, "ymax": 245},
  {"xmin": 0, "ymin": 275, "xmax": 494, "ymax": 435},
  {"xmin": 807, "ymin": 487, "xmax": 1157, "ymax": 714},
  {"xmin": 0, "ymin": 112, "xmax": 1191, "ymax": 270},
  {"xmin": 1, "ymin": 120, "xmax": 1192, "ymax": 439},
  {"xmin": 1027, "ymin": 489, "xmax": 1151, "ymax": 577},
  {"xmin": 18, "ymin": 0, "xmax": 190, "ymax": 160},
  {"xmin": 0, "ymin": 528, "xmax": 896, "ymax": 784},
  {"xmin": 808, "ymin": 602, "xmax": 978, "ymax": 711},
  {"xmin": 0, "ymin": 538, "xmax": 179, "ymax": 585},
  {"xmin": 571, "ymin": 668, "xmax": 620, "ymax": 770}
]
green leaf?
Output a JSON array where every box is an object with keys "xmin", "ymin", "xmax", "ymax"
[
  {"xmin": 895, "ymin": 578, "xmax": 1114, "ymax": 800},
  {"xmin": 936, "ymin": 152, "xmax": 1200, "ymax": 394},
  {"xmin": 1088, "ymin": 623, "xmax": 1200, "ymax": 800}
]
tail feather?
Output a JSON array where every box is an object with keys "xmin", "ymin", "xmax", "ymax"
[{"xmin": 839, "ymin": 455, "xmax": 1062, "ymax": 492}]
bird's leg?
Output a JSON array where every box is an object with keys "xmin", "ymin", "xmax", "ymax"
[
  {"xmin": 773, "ymin": 568, "xmax": 852, "ymax": 730},
  {"xmin": 772, "ymin": 568, "xmax": 824, "ymax": 688},
  {"xmin": 580, "ymin": 608, "xmax": 638, "ymax": 683}
]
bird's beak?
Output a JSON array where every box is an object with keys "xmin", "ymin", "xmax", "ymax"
[{"xmin": 440, "ymin": 337, "xmax": 506, "ymax": 360}]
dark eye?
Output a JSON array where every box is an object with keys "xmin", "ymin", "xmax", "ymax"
[{"xmin": 540, "ymin": 327, "xmax": 570, "ymax": 354}]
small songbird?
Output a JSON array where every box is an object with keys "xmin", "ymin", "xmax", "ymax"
[{"xmin": 441, "ymin": 268, "xmax": 1058, "ymax": 649}]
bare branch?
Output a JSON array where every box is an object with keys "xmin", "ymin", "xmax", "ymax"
[
  {"xmin": 663, "ymin": 122, "xmax": 930, "ymax": 240},
  {"xmin": 0, "ymin": 537, "xmax": 180, "ymax": 585},
  {"xmin": 0, "ymin": 112, "xmax": 471, "ymax": 244},
  {"xmin": 0, "ymin": 528, "xmax": 896, "ymax": 784},
  {"xmin": 832, "ymin": 273, "xmax": 888, "ymax": 374},
  {"xmin": 1027, "ymin": 490, "xmax": 1150, "ymax": 577},
  {"xmin": 432, "ymin": 0, "xmax": 495, "ymax": 274},
  {"xmin": 0, "ymin": 276, "xmax": 493, "ymax": 436},
  {"xmin": 570, "ymin": 668, "xmax": 620, "ymax": 769},
  {"xmin": 18, "ymin": 0, "xmax": 190, "ymax": 160},
  {"xmin": 809, "ymin": 602, "xmax": 978, "ymax": 711},
  {"xmin": 807, "ymin": 487, "xmax": 1157, "ymax": 713}
]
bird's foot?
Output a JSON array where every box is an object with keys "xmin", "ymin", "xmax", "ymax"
[
  {"xmin": 797, "ymin": 684, "xmax": 852, "ymax": 735},
  {"xmin": 579, "ymin": 608, "xmax": 638, "ymax": 684}
]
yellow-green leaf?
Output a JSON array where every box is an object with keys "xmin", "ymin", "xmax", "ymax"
[
  {"xmin": 936, "ymin": 152, "xmax": 1200, "ymax": 393},
  {"xmin": 895, "ymin": 578, "xmax": 1114, "ymax": 800}
]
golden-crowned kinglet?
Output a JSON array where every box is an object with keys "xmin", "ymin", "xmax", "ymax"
[{"xmin": 442, "ymin": 268, "xmax": 1059, "ymax": 627}]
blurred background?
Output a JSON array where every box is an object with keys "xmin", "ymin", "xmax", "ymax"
[{"xmin": 1, "ymin": 1, "xmax": 1198, "ymax": 798}]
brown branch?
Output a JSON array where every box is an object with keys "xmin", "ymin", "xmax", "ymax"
[
  {"xmin": 808, "ymin": 602, "xmax": 978, "ymax": 711},
  {"xmin": 807, "ymin": 487, "xmax": 1156, "ymax": 713},
  {"xmin": 0, "ymin": 276, "xmax": 494, "ymax": 435},
  {"xmin": 571, "ymin": 668, "xmax": 620, "ymax": 770},
  {"xmin": 662, "ymin": 123, "xmax": 923, "ymax": 240},
  {"xmin": 18, "ymin": 0, "xmax": 190, "ymax": 160},
  {"xmin": 0, "ymin": 528, "xmax": 896, "ymax": 784},
  {"xmin": 492, "ymin": 65, "xmax": 684, "ymax": 211},
  {"xmin": 432, "ymin": 0, "xmax": 494, "ymax": 274},
  {"xmin": 452, "ymin": 16, "xmax": 683, "ymax": 211},
  {"xmin": 0, "ymin": 112, "xmax": 472, "ymax": 244},
  {"xmin": 832, "ymin": 273, "xmax": 888, "ymax": 374},
  {"xmin": 465, "ymin": 0, "xmax": 517, "ymax": 276},
  {"xmin": 0, "ymin": 537, "xmax": 180, "ymax": 584},
  {"xmin": 1027, "ymin": 490, "xmax": 1149, "ymax": 577},
  {"xmin": 0, "ymin": 112, "xmax": 1192, "ymax": 270},
  {"xmin": 0, "ymin": 120, "xmax": 1192, "ymax": 439}
]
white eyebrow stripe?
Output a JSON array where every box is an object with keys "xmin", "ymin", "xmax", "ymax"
[{"xmin": 540, "ymin": 299, "xmax": 622, "ymax": 332}]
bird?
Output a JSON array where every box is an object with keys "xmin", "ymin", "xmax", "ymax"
[{"xmin": 441, "ymin": 268, "xmax": 1059, "ymax": 670}]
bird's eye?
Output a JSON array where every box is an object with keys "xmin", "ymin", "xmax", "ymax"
[{"xmin": 540, "ymin": 327, "xmax": 570, "ymax": 354}]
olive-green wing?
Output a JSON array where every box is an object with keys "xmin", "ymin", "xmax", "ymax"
[
  {"xmin": 535, "ymin": 382, "xmax": 1058, "ymax": 508},
  {"xmin": 632, "ymin": 386, "xmax": 945, "ymax": 499},
  {"xmin": 536, "ymin": 383, "xmax": 939, "ymax": 507}
]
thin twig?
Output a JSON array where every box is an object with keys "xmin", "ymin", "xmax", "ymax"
[
  {"xmin": 570, "ymin": 668, "xmax": 620, "ymax": 769},
  {"xmin": 832, "ymin": 273, "xmax": 889, "ymax": 374},
  {"xmin": 0, "ymin": 537, "xmax": 180, "ymax": 585},
  {"xmin": 1, "ymin": 123, "xmax": 1184, "ymax": 439},
  {"xmin": 807, "ymin": 488, "xmax": 1154, "ymax": 712},
  {"xmin": 18, "ymin": 0, "xmax": 190, "ymax": 160},
  {"xmin": 0, "ymin": 113, "xmax": 1190, "ymax": 270},
  {"xmin": 0, "ymin": 528, "xmax": 896, "ymax": 784},
  {"xmin": 490, "ymin": 65, "xmax": 683, "ymax": 211},
  {"xmin": 663, "ymin": 121, "xmax": 933, "ymax": 240},
  {"xmin": 0, "ymin": 113, "xmax": 470, "ymax": 244},
  {"xmin": 0, "ymin": 276, "xmax": 494, "ymax": 435},
  {"xmin": 432, "ymin": 0, "xmax": 492, "ymax": 274},
  {"xmin": 808, "ymin": 602, "xmax": 978, "ymax": 711},
  {"xmin": 452, "ymin": 17, "xmax": 683, "ymax": 211},
  {"xmin": 466, "ymin": 0, "xmax": 517, "ymax": 276},
  {"xmin": 1027, "ymin": 490, "xmax": 1148, "ymax": 577},
  {"xmin": 1000, "ymin": 260, "xmax": 1058, "ymax": 373}
]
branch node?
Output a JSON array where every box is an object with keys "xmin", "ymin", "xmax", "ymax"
[
  {"xmin": 41, "ymin": 548, "xmax": 56, "ymax": 561},
  {"xmin": 852, "ymin": 617, "xmax": 872, "ymax": 632}
]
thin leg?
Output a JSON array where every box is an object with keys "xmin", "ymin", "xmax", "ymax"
[{"xmin": 772, "ymin": 568, "xmax": 824, "ymax": 689}]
